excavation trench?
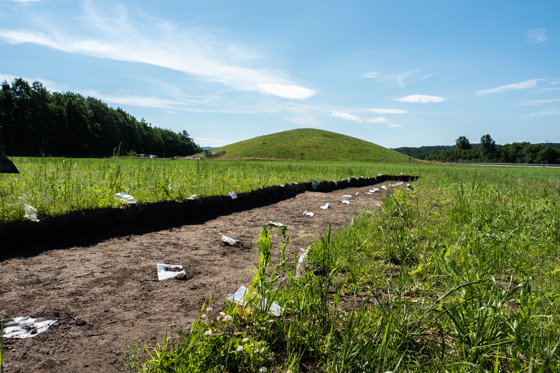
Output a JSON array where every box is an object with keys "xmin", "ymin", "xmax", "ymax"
[{"xmin": 0, "ymin": 175, "xmax": 416, "ymax": 373}]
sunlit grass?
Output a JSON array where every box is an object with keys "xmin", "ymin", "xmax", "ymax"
[{"xmin": 126, "ymin": 165, "xmax": 560, "ymax": 372}]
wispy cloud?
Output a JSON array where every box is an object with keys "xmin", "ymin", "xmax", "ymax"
[
  {"xmin": 0, "ymin": 3, "xmax": 314, "ymax": 99},
  {"xmin": 529, "ymin": 109, "xmax": 560, "ymax": 117},
  {"xmin": 331, "ymin": 111, "xmax": 362, "ymax": 123},
  {"xmin": 388, "ymin": 124, "xmax": 402, "ymax": 128},
  {"xmin": 476, "ymin": 79, "xmax": 543, "ymax": 95},
  {"xmin": 0, "ymin": 73, "xmax": 65, "ymax": 92},
  {"xmin": 193, "ymin": 137, "xmax": 233, "ymax": 147},
  {"xmin": 362, "ymin": 72, "xmax": 379, "ymax": 79},
  {"xmin": 259, "ymin": 84, "xmax": 315, "ymax": 99},
  {"xmin": 368, "ymin": 108, "xmax": 407, "ymax": 114},
  {"xmin": 527, "ymin": 28, "xmax": 550, "ymax": 44},
  {"xmin": 519, "ymin": 98, "xmax": 560, "ymax": 106},
  {"xmin": 363, "ymin": 69, "xmax": 433, "ymax": 87},
  {"xmin": 367, "ymin": 117, "xmax": 388, "ymax": 123},
  {"xmin": 395, "ymin": 95, "xmax": 446, "ymax": 103}
]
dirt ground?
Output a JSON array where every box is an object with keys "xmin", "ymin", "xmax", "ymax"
[{"xmin": 0, "ymin": 183, "xmax": 391, "ymax": 372}]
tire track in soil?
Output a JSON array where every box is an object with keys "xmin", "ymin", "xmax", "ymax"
[{"xmin": 0, "ymin": 183, "xmax": 392, "ymax": 372}]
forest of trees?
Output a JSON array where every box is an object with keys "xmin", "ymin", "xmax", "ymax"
[
  {"xmin": 0, "ymin": 78, "xmax": 201, "ymax": 157},
  {"xmin": 424, "ymin": 135, "xmax": 560, "ymax": 164}
]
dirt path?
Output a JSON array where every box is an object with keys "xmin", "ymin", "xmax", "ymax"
[{"xmin": 1, "ymin": 183, "xmax": 390, "ymax": 372}]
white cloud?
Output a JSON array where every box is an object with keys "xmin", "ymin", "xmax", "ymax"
[
  {"xmin": 0, "ymin": 4, "xmax": 314, "ymax": 99},
  {"xmin": 395, "ymin": 95, "xmax": 446, "ymax": 103},
  {"xmin": 527, "ymin": 28, "xmax": 550, "ymax": 44},
  {"xmin": 259, "ymin": 84, "xmax": 315, "ymax": 99},
  {"xmin": 368, "ymin": 108, "xmax": 407, "ymax": 114},
  {"xmin": 519, "ymin": 98, "xmax": 560, "ymax": 106},
  {"xmin": 5, "ymin": 0, "xmax": 41, "ymax": 2},
  {"xmin": 367, "ymin": 117, "xmax": 388, "ymax": 123},
  {"xmin": 362, "ymin": 72, "xmax": 379, "ymax": 79},
  {"xmin": 388, "ymin": 124, "xmax": 402, "ymax": 127},
  {"xmin": 529, "ymin": 109, "xmax": 560, "ymax": 117},
  {"xmin": 476, "ymin": 79, "xmax": 543, "ymax": 95},
  {"xmin": 330, "ymin": 111, "xmax": 362, "ymax": 123},
  {"xmin": 0, "ymin": 73, "xmax": 66, "ymax": 92},
  {"xmin": 193, "ymin": 137, "xmax": 233, "ymax": 147},
  {"xmin": 85, "ymin": 91, "xmax": 185, "ymax": 109},
  {"xmin": 364, "ymin": 70, "xmax": 434, "ymax": 87}
]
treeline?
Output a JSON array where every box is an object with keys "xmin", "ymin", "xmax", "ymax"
[
  {"xmin": 425, "ymin": 135, "xmax": 560, "ymax": 164},
  {"xmin": 0, "ymin": 78, "xmax": 201, "ymax": 157},
  {"xmin": 393, "ymin": 145, "xmax": 464, "ymax": 159}
]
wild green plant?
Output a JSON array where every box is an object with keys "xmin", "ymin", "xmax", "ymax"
[{"xmin": 134, "ymin": 165, "xmax": 560, "ymax": 372}]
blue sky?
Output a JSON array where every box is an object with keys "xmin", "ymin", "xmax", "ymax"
[{"xmin": 0, "ymin": 0, "xmax": 558, "ymax": 148}]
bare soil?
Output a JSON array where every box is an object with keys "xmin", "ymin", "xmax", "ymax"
[{"xmin": 0, "ymin": 184, "xmax": 390, "ymax": 372}]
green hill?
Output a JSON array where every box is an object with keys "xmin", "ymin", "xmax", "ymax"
[{"xmin": 207, "ymin": 129, "xmax": 413, "ymax": 163}]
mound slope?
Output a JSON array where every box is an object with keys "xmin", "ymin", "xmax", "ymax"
[{"xmin": 209, "ymin": 128, "xmax": 411, "ymax": 162}]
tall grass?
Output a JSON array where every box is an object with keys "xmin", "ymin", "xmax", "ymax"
[
  {"xmin": 127, "ymin": 166, "xmax": 560, "ymax": 372},
  {"xmin": 0, "ymin": 157, "xmax": 419, "ymax": 223}
]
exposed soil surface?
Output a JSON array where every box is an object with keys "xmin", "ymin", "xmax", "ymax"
[{"xmin": 1, "ymin": 183, "xmax": 392, "ymax": 372}]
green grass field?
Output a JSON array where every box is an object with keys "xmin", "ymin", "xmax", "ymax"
[
  {"xmin": 0, "ymin": 156, "xmax": 417, "ymax": 223},
  {"xmin": 203, "ymin": 128, "xmax": 412, "ymax": 163},
  {"xmin": 125, "ymin": 165, "xmax": 560, "ymax": 372}
]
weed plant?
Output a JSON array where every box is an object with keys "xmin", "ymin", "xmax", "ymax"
[{"xmin": 129, "ymin": 166, "xmax": 560, "ymax": 372}]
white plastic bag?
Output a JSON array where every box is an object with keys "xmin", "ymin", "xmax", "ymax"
[
  {"xmin": 23, "ymin": 204, "xmax": 39, "ymax": 222},
  {"xmin": 221, "ymin": 235, "xmax": 239, "ymax": 246},
  {"xmin": 312, "ymin": 182, "xmax": 318, "ymax": 190},
  {"xmin": 320, "ymin": 203, "xmax": 329, "ymax": 210},
  {"xmin": 333, "ymin": 180, "xmax": 337, "ymax": 186},
  {"xmin": 188, "ymin": 194, "xmax": 197, "ymax": 200},
  {"xmin": 303, "ymin": 211, "xmax": 314, "ymax": 217},
  {"xmin": 342, "ymin": 194, "xmax": 352, "ymax": 198},
  {"xmin": 229, "ymin": 191, "xmax": 237, "ymax": 199},
  {"xmin": 113, "ymin": 193, "xmax": 136, "ymax": 205},
  {"xmin": 380, "ymin": 185, "xmax": 387, "ymax": 190},
  {"xmin": 268, "ymin": 220, "xmax": 284, "ymax": 227},
  {"xmin": 226, "ymin": 286, "xmax": 284, "ymax": 316},
  {"xmin": 3, "ymin": 316, "xmax": 57, "ymax": 338},
  {"xmin": 339, "ymin": 199, "xmax": 351, "ymax": 204},
  {"xmin": 296, "ymin": 246, "xmax": 310, "ymax": 278},
  {"xmin": 157, "ymin": 263, "xmax": 186, "ymax": 281}
]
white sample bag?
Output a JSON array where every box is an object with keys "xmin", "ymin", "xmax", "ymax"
[
  {"xmin": 3, "ymin": 316, "xmax": 57, "ymax": 338},
  {"xmin": 157, "ymin": 263, "xmax": 186, "ymax": 281},
  {"xmin": 226, "ymin": 286, "xmax": 284, "ymax": 316},
  {"xmin": 338, "ymin": 199, "xmax": 351, "ymax": 204},
  {"xmin": 229, "ymin": 191, "xmax": 237, "ymax": 199},
  {"xmin": 342, "ymin": 194, "xmax": 352, "ymax": 198},
  {"xmin": 312, "ymin": 182, "xmax": 318, "ymax": 190},
  {"xmin": 320, "ymin": 203, "xmax": 329, "ymax": 210},
  {"xmin": 296, "ymin": 246, "xmax": 310, "ymax": 278},
  {"xmin": 23, "ymin": 204, "xmax": 39, "ymax": 222},
  {"xmin": 268, "ymin": 220, "xmax": 284, "ymax": 227},
  {"xmin": 113, "ymin": 193, "xmax": 136, "ymax": 205},
  {"xmin": 221, "ymin": 235, "xmax": 239, "ymax": 246},
  {"xmin": 303, "ymin": 211, "xmax": 314, "ymax": 217},
  {"xmin": 380, "ymin": 185, "xmax": 387, "ymax": 190}
]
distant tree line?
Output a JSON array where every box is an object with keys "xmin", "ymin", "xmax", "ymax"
[
  {"xmin": 423, "ymin": 134, "xmax": 560, "ymax": 164},
  {"xmin": 0, "ymin": 78, "xmax": 201, "ymax": 157}
]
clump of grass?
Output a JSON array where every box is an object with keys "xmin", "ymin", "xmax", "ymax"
[{"xmin": 133, "ymin": 167, "xmax": 560, "ymax": 372}]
